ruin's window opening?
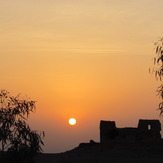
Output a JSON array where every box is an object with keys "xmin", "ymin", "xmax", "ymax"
[{"xmin": 148, "ymin": 125, "xmax": 151, "ymax": 130}]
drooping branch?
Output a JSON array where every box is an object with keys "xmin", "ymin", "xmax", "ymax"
[{"xmin": 151, "ymin": 38, "xmax": 163, "ymax": 115}]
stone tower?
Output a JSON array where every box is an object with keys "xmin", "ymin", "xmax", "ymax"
[
  {"xmin": 137, "ymin": 119, "xmax": 161, "ymax": 140},
  {"xmin": 100, "ymin": 120, "xmax": 117, "ymax": 143}
]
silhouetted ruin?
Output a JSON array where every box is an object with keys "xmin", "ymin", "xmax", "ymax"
[{"xmin": 100, "ymin": 119, "xmax": 161, "ymax": 143}]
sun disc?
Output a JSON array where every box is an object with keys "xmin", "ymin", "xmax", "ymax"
[{"xmin": 69, "ymin": 118, "xmax": 76, "ymax": 125}]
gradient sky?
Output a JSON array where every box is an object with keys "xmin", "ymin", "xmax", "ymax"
[{"xmin": 1, "ymin": 0, "xmax": 163, "ymax": 153}]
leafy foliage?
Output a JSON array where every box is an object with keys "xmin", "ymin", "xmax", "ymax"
[
  {"xmin": 0, "ymin": 90, "xmax": 45, "ymax": 163},
  {"xmin": 151, "ymin": 38, "xmax": 163, "ymax": 115}
]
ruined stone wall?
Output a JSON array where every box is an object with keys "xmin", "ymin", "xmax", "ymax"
[{"xmin": 100, "ymin": 119, "xmax": 161, "ymax": 144}]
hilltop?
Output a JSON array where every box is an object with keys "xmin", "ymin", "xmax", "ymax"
[{"xmin": 35, "ymin": 140, "xmax": 163, "ymax": 163}]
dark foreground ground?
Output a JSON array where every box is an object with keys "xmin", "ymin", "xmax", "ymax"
[{"xmin": 34, "ymin": 141, "xmax": 163, "ymax": 163}]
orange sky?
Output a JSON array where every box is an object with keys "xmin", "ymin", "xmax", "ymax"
[{"xmin": 1, "ymin": 0, "xmax": 163, "ymax": 153}]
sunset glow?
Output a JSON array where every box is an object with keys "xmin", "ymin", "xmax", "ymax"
[{"xmin": 1, "ymin": 0, "xmax": 163, "ymax": 153}]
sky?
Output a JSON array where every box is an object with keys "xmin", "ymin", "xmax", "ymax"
[{"xmin": 1, "ymin": 0, "xmax": 163, "ymax": 153}]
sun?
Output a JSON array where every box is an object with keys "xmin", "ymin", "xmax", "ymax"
[{"xmin": 68, "ymin": 118, "xmax": 76, "ymax": 125}]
